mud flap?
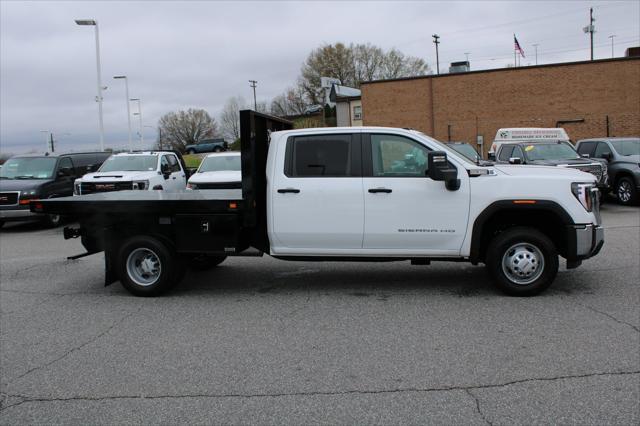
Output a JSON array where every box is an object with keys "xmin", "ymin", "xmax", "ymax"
[{"xmin": 104, "ymin": 251, "xmax": 117, "ymax": 286}]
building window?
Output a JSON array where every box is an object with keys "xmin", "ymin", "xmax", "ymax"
[{"xmin": 353, "ymin": 105, "xmax": 362, "ymax": 120}]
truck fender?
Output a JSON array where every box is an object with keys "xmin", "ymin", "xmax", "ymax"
[{"xmin": 469, "ymin": 200, "xmax": 574, "ymax": 263}]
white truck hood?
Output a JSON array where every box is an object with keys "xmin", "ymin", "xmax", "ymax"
[
  {"xmin": 82, "ymin": 171, "xmax": 158, "ymax": 181},
  {"xmin": 493, "ymin": 164, "xmax": 596, "ymax": 181},
  {"xmin": 188, "ymin": 170, "xmax": 241, "ymax": 184}
]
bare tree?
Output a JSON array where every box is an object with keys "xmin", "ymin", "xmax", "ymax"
[
  {"xmin": 298, "ymin": 43, "xmax": 429, "ymax": 102},
  {"xmin": 158, "ymin": 108, "xmax": 219, "ymax": 152},
  {"xmin": 270, "ymin": 86, "xmax": 307, "ymax": 117},
  {"xmin": 219, "ymin": 96, "xmax": 246, "ymax": 142}
]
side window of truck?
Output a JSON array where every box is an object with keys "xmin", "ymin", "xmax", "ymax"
[
  {"xmin": 498, "ymin": 145, "xmax": 514, "ymax": 162},
  {"xmin": 160, "ymin": 156, "xmax": 171, "ymax": 173},
  {"xmin": 286, "ymin": 135, "xmax": 353, "ymax": 177},
  {"xmin": 370, "ymin": 134, "xmax": 430, "ymax": 177},
  {"xmin": 577, "ymin": 141, "xmax": 596, "ymax": 157},
  {"xmin": 594, "ymin": 142, "xmax": 612, "ymax": 158},
  {"xmin": 167, "ymin": 154, "xmax": 181, "ymax": 172},
  {"xmin": 512, "ymin": 146, "xmax": 524, "ymax": 160}
]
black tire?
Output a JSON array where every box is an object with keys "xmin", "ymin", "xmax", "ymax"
[
  {"xmin": 186, "ymin": 149, "xmax": 196, "ymax": 155},
  {"xmin": 43, "ymin": 214, "xmax": 62, "ymax": 228},
  {"xmin": 615, "ymin": 176, "xmax": 638, "ymax": 206},
  {"xmin": 187, "ymin": 254, "xmax": 227, "ymax": 271},
  {"xmin": 485, "ymin": 227, "xmax": 559, "ymax": 296},
  {"xmin": 213, "ymin": 146, "xmax": 222, "ymax": 153},
  {"xmin": 116, "ymin": 235, "xmax": 184, "ymax": 296}
]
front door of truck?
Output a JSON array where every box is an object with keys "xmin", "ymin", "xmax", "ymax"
[
  {"xmin": 270, "ymin": 133, "xmax": 364, "ymax": 252},
  {"xmin": 362, "ymin": 133, "xmax": 470, "ymax": 254}
]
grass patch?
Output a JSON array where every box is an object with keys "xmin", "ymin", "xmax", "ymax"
[{"xmin": 183, "ymin": 154, "xmax": 204, "ymax": 168}]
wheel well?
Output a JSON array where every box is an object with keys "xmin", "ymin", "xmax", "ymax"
[
  {"xmin": 472, "ymin": 207, "xmax": 570, "ymax": 262},
  {"xmin": 614, "ymin": 171, "xmax": 634, "ymax": 186}
]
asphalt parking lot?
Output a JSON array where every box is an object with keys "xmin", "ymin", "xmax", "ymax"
[{"xmin": 0, "ymin": 203, "xmax": 638, "ymax": 425}]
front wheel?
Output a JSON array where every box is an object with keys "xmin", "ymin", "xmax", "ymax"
[
  {"xmin": 485, "ymin": 227, "xmax": 558, "ymax": 296},
  {"xmin": 615, "ymin": 177, "xmax": 638, "ymax": 206},
  {"xmin": 117, "ymin": 235, "xmax": 185, "ymax": 296}
]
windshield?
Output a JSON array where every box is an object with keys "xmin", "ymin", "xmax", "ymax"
[
  {"xmin": 610, "ymin": 139, "xmax": 640, "ymax": 156},
  {"xmin": 523, "ymin": 142, "xmax": 580, "ymax": 161},
  {"xmin": 198, "ymin": 155, "xmax": 241, "ymax": 172},
  {"xmin": 99, "ymin": 155, "xmax": 158, "ymax": 172},
  {"xmin": 0, "ymin": 157, "xmax": 57, "ymax": 179},
  {"xmin": 448, "ymin": 144, "xmax": 480, "ymax": 161}
]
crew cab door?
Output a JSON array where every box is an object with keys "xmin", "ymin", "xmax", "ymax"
[
  {"xmin": 269, "ymin": 133, "xmax": 364, "ymax": 251},
  {"xmin": 362, "ymin": 133, "xmax": 470, "ymax": 254}
]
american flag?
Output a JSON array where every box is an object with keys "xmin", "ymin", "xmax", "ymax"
[{"xmin": 514, "ymin": 35, "xmax": 525, "ymax": 58}]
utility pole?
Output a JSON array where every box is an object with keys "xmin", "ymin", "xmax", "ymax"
[
  {"xmin": 249, "ymin": 80, "xmax": 258, "ymax": 110},
  {"xmin": 608, "ymin": 35, "xmax": 616, "ymax": 58},
  {"xmin": 532, "ymin": 44, "xmax": 539, "ymax": 65},
  {"xmin": 49, "ymin": 133, "xmax": 55, "ymax": 153},
  {"xmin": 583, "ymin": 7, "xmax": 596, "ymax": 60},
  {"xmin": 432, "ymin": 34, "xmax": 440, "ymax": 75}
]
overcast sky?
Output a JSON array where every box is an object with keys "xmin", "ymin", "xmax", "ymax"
[{"xmin": 1, "ymin": 0, "xmax": 638, "ymax": 154}]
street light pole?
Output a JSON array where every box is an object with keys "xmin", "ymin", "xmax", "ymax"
[
  {"xmin": 131, "ymin": 98, "xmax": 144, "ymax": 145},
  {"xmin": 113, "ymin": 76, "xmax": 133, "ymax": 151},
  {"xmin": 75, "ymin": 19, "xmax": 105, "ymax": 151},
  {"xmin": 608, "ymin": 35, "xmax": 616, "ymax": 58}
]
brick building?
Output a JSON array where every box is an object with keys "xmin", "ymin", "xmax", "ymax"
[{"xmin": 361, "ymin": 57, "xmax": 640, "ymax": 156}]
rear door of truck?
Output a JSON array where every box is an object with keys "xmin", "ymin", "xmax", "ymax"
[{"xmin": 269, "ymin": 131, "xmax": 364, "ymax": 251}]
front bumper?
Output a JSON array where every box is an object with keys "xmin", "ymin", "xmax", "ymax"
[
  {"xmin": 0, "ymin": 208, "xmax": 41, "ymax": 222},
  {"xmin": 566, "ymin": 224, "xmax": 604, "ymax": 266}
]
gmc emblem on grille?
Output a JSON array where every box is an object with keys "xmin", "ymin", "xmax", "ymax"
[
  {"xmin": 95, "ymin": 184, "xmax": 115, "ymax": 190},
  {"xmin": 0, "ymin": 196, "xmax": 7, "ymax": 201}
]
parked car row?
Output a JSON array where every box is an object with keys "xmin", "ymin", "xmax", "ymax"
[{"xmin": 0, "ymin": 150, "xmax": 242, "ymax": 228}]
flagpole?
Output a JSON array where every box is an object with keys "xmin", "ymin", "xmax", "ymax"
[{"xmin": 514, "ymin": 34, "xmax": 517, "ymax": 67}]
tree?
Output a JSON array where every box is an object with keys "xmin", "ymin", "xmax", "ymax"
[
  {"xmin": 298, "ymin": 43, "xmax": 429, "ymax": 103},
  {"xmin": 157, "ymin": 108, "xmax": 219, "ymax": 152},
  {"xmin": 270, "ymin": 86, "xmax": 307, "ymax": 117},
  {"xmin": 219, "ymin": 97, "xmax": 246, "ymax": 142}
]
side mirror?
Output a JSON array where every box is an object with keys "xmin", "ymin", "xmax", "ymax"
[
  {"xmin": 488, "ymin": 152, "xmax": 496, "ymax": 161},
  {"xmin": 580, "ymin": 153, "xmax": 590, "ymax": 158},
  {"xmin": 601, "ymin": 152, "xmax": 612, "ymax": 161},
  {"xmin": 508, "ymin": 157, "xmax": 522, "ymax": 165},
  {"xmin": 427, "ymin": 151, "xmax": 460, "ymax": 191}
]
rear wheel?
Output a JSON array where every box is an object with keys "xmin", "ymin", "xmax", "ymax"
[
  {"xmin": 187, "ymin": 254, "xmax": 227, "ymax": 270},
  {"xmin": 485, "ymin": 227, "xmax": 558, "ymax": 296},
  {"xmin": 213, "ymin": 146, "xmax": 222, "ymax": 153},
  {"xmin": 615, "ymin": 177, "xmax": 638, "ymax": 206},
  {"xmin": 186, "ymin": 149, "xmax": 196, "ymax": 155},
  {"xmin": 43, "ymin": 214, "xmax": 62, "ymax": 228},
  {"xmin": 117, "ymin": 235, "xmax": 185, "ymax": 296}
]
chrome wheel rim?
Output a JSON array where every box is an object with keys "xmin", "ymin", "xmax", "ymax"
[
  {"xmin": 126, "ymin": 248, "xmax": 161, "ymax": 286},
  {"xmin": 618, "ymin": 181, "xmax": 632, "ymax": 203},
  {"xmin": 501, "ymin": 243, "xmax": 544, "ymax": 285}
]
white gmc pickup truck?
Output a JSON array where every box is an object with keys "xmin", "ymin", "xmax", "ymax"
[{"xmin": 34, "ymin": 111, "xmax": 604, "ymax": 297}]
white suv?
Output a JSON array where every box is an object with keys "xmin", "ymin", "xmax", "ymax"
[{"xmin": 74, "ymin": 151, "xmax": 187, "ymax": 195}]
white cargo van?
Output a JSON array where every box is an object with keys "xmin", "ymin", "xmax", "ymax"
[{"xmin": 489, "ymin": 128, "xmax": 570, "ymax": 160}]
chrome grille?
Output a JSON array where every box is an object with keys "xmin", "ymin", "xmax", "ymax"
[
  {"xmin": 80, "ymin": 181, "xmax": 133, "ymax": 194},
  {"xmin": 565, "ymin": 164, "xmax": 604, "ymax": 183},
  {"xmin": 0, "ymin": 192, "xmax": 19, "ymax": 206}
]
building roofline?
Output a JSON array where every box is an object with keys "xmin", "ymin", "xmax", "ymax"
[{"xmin": 361, "ymin": 56, "xmax": 640, "ymax": 85}]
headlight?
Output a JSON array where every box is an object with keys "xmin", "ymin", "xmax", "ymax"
[
  {"xmin": 571, "ymin": 182, "xmax": 598, "ymax": 212},
  {"xmin": 132, "ymin": 180, "xmax": 149, "ymax": 190},
  {"xmin": 74, "ymin": 180, "xmax": 81, "ymax": 195},
  {"xmin": 19, "ymin": 189, "xmax": 39, "ymax": 205},
  {"xmin": 186, "ymin": 183, "xmax": 197, "ymax": 190}
]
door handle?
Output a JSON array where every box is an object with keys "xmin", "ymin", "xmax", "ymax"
[
  {"xmin": 368, "ymin": 188, "xmax": 392, "ymax": 193},
  {"xmin": 277, "ymin": 188, "xmax": 300, "ymax": 194}
]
